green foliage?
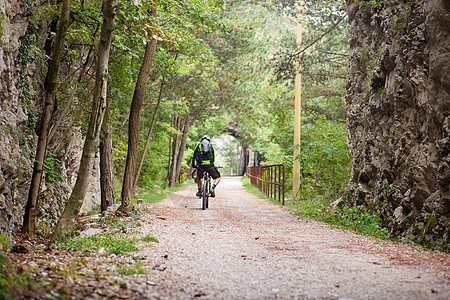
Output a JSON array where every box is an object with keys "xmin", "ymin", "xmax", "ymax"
[
  {"xmin": 57, "ymin": 233, "xmax": 140, "ymax": 256},
  {"xmin": 0, "ymin": 13, "xmax": 4, "ymax": 40},
  {"xmin": 107, "ymin": 0, "xmax": 225, "ymax": 190},
  {"xmin": 0, "ymin": 236, "xmax": 32, "ymax": 300},
  {"xmin": 141, "ymin": 235, "xmax": 159, "ymax": 243},
  {"xmin": 241, "ymin": 176, "xmax": 271, "ymax": 201},
  {"xmin": 136, "ymin": 183, "xmax": 186, "ymax": 204},
  {"xmin": 17, "ymin": 23, "xmax": 39, "ymax": 114},
  {"xmin": 403, "ymin": 231, "xmax": 450, "ymax": 254},
  {"xmin": 354, "ymin": 0, "xmax": 384, "ymax": 9},
  {"xmin": 298, "ymin": 120, "xmax": 350, "ymax": 202},
  {"xmin": 43, "ymin": 152, "xmax": 66, "ymax": 183},
  {"xmin": 0, "ymin": 266, "xmax": 31, "ymax": 300},
  {"xmin": 117, "ymin": 261, "xmax": 147, "ymax": 275},
  {"xmin": 243, "ymin": 176, "xmax": 389, "ymax": 240},
  {"xmin": 296, "ymin": 204, "xmax": 389, "ymax": 239},
  {"xmin": 0, "ymin": 235, "xmax": 11, "ymax": 252}
]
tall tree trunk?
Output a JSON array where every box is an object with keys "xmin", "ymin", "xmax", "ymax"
[
  {"xmin": 174, "ymin": 115, "xmax": 191, "ymax": 183},
  {"xmin": 100, "ymin": 122, "xmax": 116, "ymax": 212},
  {"xmin": 115, "ymin": 97, "xmax": 154, "ymax": 146},
  {"xmin": 169, "ymin": 116, "xmax": 181, "ymax": 187},
  {"xmin": 22, "ymin": 0, "xmax": 72, "ymax": 236},
  {"xmin": 120, "ymin": 9, "xmax": 158, "ymax": 213},
  {"xmin": 134, "ymin": 78, "xmax": 165, "ymax": 189},
  {"xmin": 167, "ymin": 116, "xmax": 175, "ymax": 182},
  {"xmin": 167, "ymin": 132, "xmax": 173, "ymax": 181},
  {"xmin": 51, "ymin": 0, "xmax": 116, "ymax": 242}
]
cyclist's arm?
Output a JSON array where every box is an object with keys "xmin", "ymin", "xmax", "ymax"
[{"xmin": 191, "ymin": 142, "xmax": 200, "ymax": 167}]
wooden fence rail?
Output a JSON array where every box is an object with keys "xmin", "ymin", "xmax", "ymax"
[{"xmin": 246, "ymin": 165, "xmax": 285, "ymax": 205}]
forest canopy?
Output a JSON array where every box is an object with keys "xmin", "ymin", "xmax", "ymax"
[{"xmin": 10, "ymin": 0, "xmax": 351, "ymax": 240}]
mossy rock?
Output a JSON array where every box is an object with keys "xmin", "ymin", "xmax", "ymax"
[{"xmin": 423, "ymin": 214, "xmax": 437, "ymax": 235}]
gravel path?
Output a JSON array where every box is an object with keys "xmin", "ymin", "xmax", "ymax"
[{"xmin": 133, "ymin": 176, "xmax": 449, "ymax": 299}]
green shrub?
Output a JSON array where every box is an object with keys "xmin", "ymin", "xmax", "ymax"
[
  {"xmin": 296, "ymin": 204, "xmax": 389, "ymax": 239},
  {"xmin": 43, "ymin": 152, "xmax": 66, "ymax": 183}
]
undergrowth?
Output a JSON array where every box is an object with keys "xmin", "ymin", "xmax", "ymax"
[
  {"xmin": 117, "ymin": 261, "xmax": 147, "ymax": 275},
  {"xmin": 0, "ymin": 236, "xmax": 34, "ymax": 300},
  {"xmin": 241, "ymin": 176, "xmax": 388, "ymax": 240},
  {"xmin": 136, "ymin": 183, "xmax": 187, "ymax": 204},
  {"xmin": 296, "ymin": 202, "xmax": 389, "ymax": 239},
  {"xmin": 57, "ymin": 233, "xmax": 140, "ymax": 256}
]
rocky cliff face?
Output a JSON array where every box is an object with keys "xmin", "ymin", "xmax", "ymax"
[
  {"xmin": 0, "ymin": 0, "xmax": 100, "ymax": 244},
  {"xmin": 0, "ymin": 0, "xmax": 34, "ymax": 244},
  {"xmin": 344, "ymin": 0, "xmax": 449, "ymax": 248}
]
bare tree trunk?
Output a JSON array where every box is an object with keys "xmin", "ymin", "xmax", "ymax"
[
  {"xmin": 167, "ymin": 132, "xmax": 173, "ymax": 181},
  {"xmin": 167, "ymin": 116, "xmax": 175, "ymax": 182},
  {"xmin": 134, "ymin": 78, "xmax": 165, "ymax": 189},
  {"xmin": 51, "ymin": 0, "xmax": 116, "ymax": 242},
  {"xmin": 100, "ymin": 122, "xmax": 116, "ymax": 212},
  {"xmin": 22, "ymin": 0, "xmax": 72, "ymax": 236},
  {"xmin": 174, "ymin": 115, "xmax": 191, "ymax": 183},
  {"xmin": 120, "ymin": 9, "xmax": 158, "ymax": 213},
  {"xmin": 169, "ymin": 116, "xmax": 181, "ymax": 187}
]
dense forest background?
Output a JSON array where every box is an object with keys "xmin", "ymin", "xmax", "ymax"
[{"xmin": 0, "ymin": 0, "xmax": 448, "ymax": 250}]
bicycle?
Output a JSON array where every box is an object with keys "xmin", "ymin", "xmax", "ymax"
[{"xmin": 192, "ymin": 167, "xmax": 211, "ymax": 210}]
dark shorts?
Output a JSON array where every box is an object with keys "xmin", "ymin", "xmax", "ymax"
[{"xmin": 198, "ymin": 166, "xmax": 221, "ymax": 179}]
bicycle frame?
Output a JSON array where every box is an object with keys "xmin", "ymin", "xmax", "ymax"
[{"xmin": 193, "ymin": 167, "xmax": 211, "ymax": 210}]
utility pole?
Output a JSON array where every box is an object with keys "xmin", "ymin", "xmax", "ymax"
[{"xmin": 293, "ymin": 4, "xmax": 302, "ymax": 201}]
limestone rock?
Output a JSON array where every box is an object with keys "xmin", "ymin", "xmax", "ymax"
[{"xmin": 343, "ymin": 0, "xmax": 450, "ymax": 247}]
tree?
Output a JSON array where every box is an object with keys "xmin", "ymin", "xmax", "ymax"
[
  {"xmin": 22, "ymin": 0, "xmax": 72, "ymax": 236},
  {"xmin": 100, "ymin": 120, "xmax": 116, "ymax": 212},
  {"xmin": 119, "ymin": 0, "xmax": 223, "ymax": 204},
  {"xmin": 52, "ymin": 0, "xmax": 117, "ymax": 242},
  {"xmin": 119, "ymin": 9, "xmax": 158, "ymax": 213},
  {"xmin": 174, "ymin": 115, "xmax": 191, "ymax": 184},
  {"xmin": 133, "ymin": 78, "xmax": 165, "ymax": 189}
]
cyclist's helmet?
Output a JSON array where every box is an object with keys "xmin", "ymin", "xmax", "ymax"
[{"xmin": 201, "ymin": 135, "xmax": 211, "ymax": 142}]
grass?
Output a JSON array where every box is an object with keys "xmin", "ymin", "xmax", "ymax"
[
  {"xmin": 296, "ymin": 202, "xmax": 389, "ymax": 239},
  {"xmin": 241, "ymin": 176, "xmax": 272, "ymax": 200},
  {"xmin": 141, "ymin": 235, "xmax": 159, "ymax": 243},
  {"xmin": 57, "ymin": 233, "xmax": 140, "ymax": 256},
  {"xmin": 117, "ymin": 262, "xmax": 147, "ymax": 275},
  {"xmin": 136, "ymin": 183, "xmax": 188, "ymax": 204},
  {"xmin": 241, "ymin": 176, "xmax": 389, "ymax": 240}
]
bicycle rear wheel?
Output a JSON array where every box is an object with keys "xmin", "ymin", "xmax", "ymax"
[
  {"xmin": 206, "ymin": 178, "xmax": 210, "ymax": 208},
  {"xmin": 202, "ymin": 178, "xmax": 209, "ymax": 210}
]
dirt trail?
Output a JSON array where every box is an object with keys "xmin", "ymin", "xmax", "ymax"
[{"xmin": 133, "ymin": 176, "xmax": 449, "ymax": 299}]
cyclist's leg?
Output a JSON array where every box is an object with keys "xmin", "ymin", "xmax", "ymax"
[
  {"xmin": 210, "ymin": 166, "xmax": 221, "ymax": 185},
  {"xmin": 195, "ymin": 175, "xmax": 202, "ymax": 188},
  {"xmin": 196, "ymin": 169, "xmax": 204, "ymax": 197},
  {"xmin": 208, "ymin": 166, "xmax": 221, "ymax": 197}
]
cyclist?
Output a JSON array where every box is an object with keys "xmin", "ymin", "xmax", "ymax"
[{"xmin": 191, "ymin": 135, "xmax": 221, "ymax": 197}]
